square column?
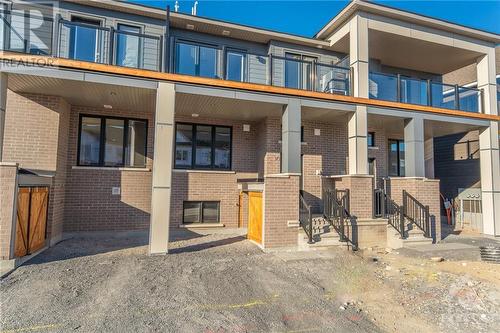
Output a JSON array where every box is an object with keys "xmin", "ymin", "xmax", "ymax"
[
  {"xmin": 348, "ymin": 105, "xmax": 368, "ymax": 175},
  {"xmin": 349, "ymin": 14, "xmax": 369, "ymax": 98},
  {"xmin": 477, "ymin": 50, "xmax": 500, "ymax": 236},
  {"xmin": 404, "ymin": 117, "xmax": 425, "ymax": 177},
  {"xmin": 149, "ymin": 82, "xmax": 175, "ymax": 254},
  {"xmin": 0, "ymin": 73, "xmax": 7, "ymax": 161},
  {"xmin": 281, "ymin": 99, "xmax": 301, "ymax": 174}
]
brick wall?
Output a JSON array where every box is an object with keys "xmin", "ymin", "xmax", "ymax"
[
  {"xmin": 332, "ymin": 175, "xmax": 374, "ymax": 219},
  {"xmin": 388, "ymin": 177, "xmax": 441, "ymax": 242},
  {"xmin": 263, "ymin": 175, "xmax": 299, "ymax": 248},
  {"xmin": 0, "ymin": 163, "xmax": 18, "ymax": 260}
]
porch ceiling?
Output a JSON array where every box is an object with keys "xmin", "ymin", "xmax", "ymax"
[
  {"xmin": 175, "ymin": 93, "xmax": 283, "ymax": 121},
  {"xmin": 7, "ymin": 74, "xmax": 156, "ymax": 111}
]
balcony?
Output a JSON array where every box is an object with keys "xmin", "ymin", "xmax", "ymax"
[{"xmin": 369, "ymin": 72, "xmax": 481, "ymax": 113}]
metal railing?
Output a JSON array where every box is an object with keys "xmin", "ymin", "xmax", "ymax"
[
  {"xmin": 323, "ymin": 189, "xmax": 350, "ymax": 243},
  {"xmin": 299, "ymin": 191, "xmax": 313, "ymax": 244},
  {"xmin": 369, "ymin": 71, "xmax": 482, "ymax": 113},
  {"xmin": 402, "ymin": 190, "xmax": 430, "ymax": 237},
  {"xmin": 374, "ymin": 189, "xmax": 405, "ymax": 237}
]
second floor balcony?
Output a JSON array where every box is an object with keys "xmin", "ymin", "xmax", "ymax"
[{"xmin": 0, "ymin": 9, "xmax": 483, "ymax": 114}]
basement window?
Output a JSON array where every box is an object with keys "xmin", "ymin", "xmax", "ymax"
[
  {"xmin": 78, "ymin": 115, "xmax": 147, "ymax": 167},
  {"xmin": 183, "ymin": 201, "xmax": 220, "ymax": 224}
]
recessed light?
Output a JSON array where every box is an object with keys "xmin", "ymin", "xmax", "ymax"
[
  {"xmin": 104, "ymin": 104, "xmax": 113, "ymax": 109},
  {"xmin": 191, "ymin": 113, "xmax": 199, "ymax": 118},
  {"xmin": 222, "ymin": 30, "xmax": 231, "ymax": 36},
  {"xmin": 186, "ymin": 24, "xmax": 195, "ymax": 30}
]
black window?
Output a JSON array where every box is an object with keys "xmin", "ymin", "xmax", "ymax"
[
  {"xmin": 388, "ymin": 139, "xmax": 405, "ymax": 176},
  {"xmin": 78, "ymin": 115, "xmax": 147, "ymax": 167},
  {"xmin": 183, "ymin": 201, "xmax": 220, "ymax": 224},
  {"xmin": 368, "ymin": 132, "xmax": 375, "ymax": 147},
  {"xmin": 175, "ymin": 123, "xmax": 232, "ymax": 170}
]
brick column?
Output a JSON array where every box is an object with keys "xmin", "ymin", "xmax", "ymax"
[
  {"xmin": 0, "ymin": 162, "xmax": 18, "ymax": 260},
  {"xmin": 263, "ymin": 174, "xmax": 299, "ymax": 249},
  {"xmin": 0, "ymin": 73, "xmax": 6, "ymax": 161},
  {"xmin": 333, "ymin": 175, "xmax": 374, "ymax": 219},
  {"xmin": 149, "ymin": 83, "xmax": 175, "ymax": 255},
  {"xmin": 387, "ymin": 177, "xmax": 441, "ymax": 241}
]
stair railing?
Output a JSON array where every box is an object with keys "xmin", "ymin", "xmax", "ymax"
[
  {"xmin": 402, "ymin": 190, "xmax": 430, "ymax": 237},
  {"xmin": 299, "ymin": 191, "xmax": 313, "ymax": 244},
  {"xmin": 323, "ymin": 189, "xmax": 350, "ymax": 243},
  {"xmin": 374, "ymin": 189, "xmax": 406, "ymax": 238}
]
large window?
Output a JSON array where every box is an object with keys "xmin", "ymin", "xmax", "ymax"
[
  {"xmin": 175, "ymin": 41, "xmax": 219, "ymax": 78},
  {"xmin": 78, "ymin": 115, "xmax": 147, "ymax": 167},
  {"xmin": 175, "ymin": 123, "xmax": 232, "ymax": 170},
  {"xmin": 226, "ymin": 50, "xmax": 247, "ymax": 82},
  {"xmin": 69, "ymin": 17, "xmax": 102, "ymax": 62},
  {"xmin": 115, "ymin": 24, "xmax": 141, "ymax": 68},
  {"xmin": 388, "ymin": 139, "xmax": 405, "ymax": 177},
  {"xmin": 183, "ymin": 201, "xmax": 220, "ymax": 224}
]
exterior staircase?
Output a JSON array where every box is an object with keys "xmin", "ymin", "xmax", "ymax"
[{"xmin": 298, "ymin": 215, "xmax": 345, "ymax": 250}]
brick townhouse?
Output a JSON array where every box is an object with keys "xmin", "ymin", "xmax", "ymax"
[{"xmin": 0, "ymin": 0, "xmax": 499, "ymax": 268}]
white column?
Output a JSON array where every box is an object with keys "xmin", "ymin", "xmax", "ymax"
[
  {"xmin": 348, "ymin": 105, "xmax": 368, "ymax": 175},
  {"xmin": 0, "ymin": 73, "xmax": 7, "ymax": 161},
  {"xmin": 349, "ymin": 14, "xmax": 369, "ymax": 98},
  {"xmin": 281, "ymin": 99, "xmax": 301, "ymax": 174},
  {"xmin": 149, "ymin": 82, "xmax": 175, "ymax": 254},
  {"xmin": 404, "ymin": 117, "xmax": 425, "ymax": 177},
  {"xmin": 477, "ymin": 51, "xmax": 500, "ymax": 236}
]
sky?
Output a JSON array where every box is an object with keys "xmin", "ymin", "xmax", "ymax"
[{"xmin": 127, "ymin": 0, "xmax": 500, "ymax": 38}]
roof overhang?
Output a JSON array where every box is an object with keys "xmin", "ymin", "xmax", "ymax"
[{"xmin": 315, "ymin": 0, "xmax": 500, "ymax": 45}]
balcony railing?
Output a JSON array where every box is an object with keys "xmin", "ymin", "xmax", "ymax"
[{"xmin": 369, "ymin": 72, "xmax": 482, "ymax": 113}]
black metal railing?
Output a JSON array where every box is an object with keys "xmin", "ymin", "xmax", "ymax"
[
  {"xmin": 323, "ymin": 189, "xmax": 350, "ymax": 243},
  {"xmin": 369, "ymin": 71, "xmax": 482, "ymax": 113},
  {"xmin": 374, "ymin": 188, "xmax": 405, "ymax": 237},
  {"xmin": 299, "ymin": 191, "xmax": 313, "ymax": 244},
  {"xmin": 402, "ymin": 190, "xmax": 430, "ymax": 237}
]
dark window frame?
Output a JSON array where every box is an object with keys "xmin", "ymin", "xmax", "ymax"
[
  {"xmin": 115, "ymin": 23, "xmax": 143, "ymax": 68},
  {"xmin": 182, "ymin": 201, "xmax": 220, "ymax": 224},
  {"xmin": 174, "ymin": 122, "xmax": 233, "ymax": 171},
  {"xmin": 368, "ymin": 132, "xmax": 376, "ymax": 147},
  {"xmin": 77, "ymin": 114, "xmax": 148, "ymax": 168},
  {"xmin": 388, "ymin": 138, "xmax": 405, "ymax": 177},
  {"xmin": 174, "ymin": 39, "xmax": 221, "ymax": 78}
]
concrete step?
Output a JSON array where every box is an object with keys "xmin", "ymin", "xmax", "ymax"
[{"xmin": 297, "ymin": 228, "xmax": 344, "ymax": 251}]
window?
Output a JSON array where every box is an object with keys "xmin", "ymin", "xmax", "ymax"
[
  {"xmin": 388, "ymin": 139, "xmax": 405, "ymax": 176},
  {"xmin": 226, "ymin": 50, "xmax": 247, "ymax": 82},
  {"xmin": 183, "ymin": 201, "xmax": 220, "ymax": 224},
  {"xmin": 175, "ymin": 42, "xmax": 219, "ymax": 78},
  {"xmin": 69, "ymin": 17, "xmax": 101, "ymax": 62},
  {"xmin": 368, "ymin": 132, "xmax": 375, "ymax": 147},
  {"xmin": 78, "ymin": 115, "xmax": 147, "ymax": 167},
  {"xmin": 116, "ymin": 24, "xmax": 141, "ymax": 68},
  {"xmin": 175, "ymin": 123, "xmax": 232, "ymax": 170},
  {"xmin": 284, "ymin": 53, "xmax": 316, "ymax": 90}
]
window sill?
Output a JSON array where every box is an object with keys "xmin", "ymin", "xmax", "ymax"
[
  {"xmin": 179, "ymin": 223, "xmax": 225, "ymax": 228},
  {"xmin": 278, "ymin": 140, "xmax": 308, "ymax": 146},
  {"xmin": 368, "ymin": 146, "xmax": 379, "ymax": 150},
  {"xmin": 173, "ymin": 169, "xmax": 236, "ymax": 174},
  {"xmin": 72, "ymin": 166, "xmax": 151, "ymax": 172}
]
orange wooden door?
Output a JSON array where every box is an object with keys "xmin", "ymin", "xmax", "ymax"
[
  {"xmin": 27, "ymin": 187, "xmax": 49, "ymax": 253},
  {"xmin": 14, "ymin": 188, "xmax": 30, "ymax": 257},
  {"xmin": 247, "ymin": 192, "xmax": 263, "ymax": 244}
]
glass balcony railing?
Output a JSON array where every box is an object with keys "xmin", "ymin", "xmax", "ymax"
[{"xmin": 370, "ymin": 72, "xmax": 482, "ymax": 113}]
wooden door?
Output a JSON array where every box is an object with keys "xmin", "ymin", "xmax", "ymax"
[
  {"xmin": 14, "ymin": 187, "xmax": 49, "ymax": 257},
  {"xmin": 247, "ymin": 192, "xmax": 263, "ymax": 244}
]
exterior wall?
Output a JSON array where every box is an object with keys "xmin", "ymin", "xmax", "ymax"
[
  {"xmin": 256, "ymin": 117, "xmax": 281, "ymax": 177},
  {"xmin": 263, "ymin": 175, "xmax": 299, "ymax": 248},
  {"xmin": 63, "ymin": 104, "xmax": 154, "ymax": 232},
  {"xmin": 388, "ymin": 177, "xmax": 441, "ymax": 242},
  {"xmin": 332, "ymin": 175, "xmax": 374, "ymax": 219},
  {"xmin": 0, "ymin": 163, "xmax": 17, "ymax": 260},
  {"xmin": 170, "ymin": 115, "xmax": 259, "ymax": 228}
]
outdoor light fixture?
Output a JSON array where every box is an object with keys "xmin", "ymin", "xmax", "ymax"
[
  {"xmin": 314, "ymin": 129, "xmax": 321, "ymax": 136},
  {"xmin": 186, "ymin": 24, "xmax": 195, "ymax": 30},
  {"xmin": 243, "ymin": 124, "xmax": 250, "ymax": 132},
  {"xmin": 191, "ymin": 113, "xmax": 199, "ymax": 118},
  {"xmin": 222, "ymin": 30, "xmax": 231, "ymax": 36},
  {"xmin": 104, "ymin": 104, "xmax": 113, "ymax": 109}
]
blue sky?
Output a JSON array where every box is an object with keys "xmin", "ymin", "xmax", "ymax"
[{"xmin": 128, "ymin": 1, "xmax": 500, "ymax": 38}]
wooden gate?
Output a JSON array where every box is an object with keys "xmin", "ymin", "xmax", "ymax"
[
  {"xmin": 247, "ymin": 192, "xmax": 263, "ymax": 244},
  {"xmin": 14, "ymin": 187, "xmax": 49, "ymax": 257}
]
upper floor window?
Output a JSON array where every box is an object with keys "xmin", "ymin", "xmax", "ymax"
[
  {"xmin": 175, "ymin": 42, "xmax": 219, "ymax": 78},
  {"xmin": 388, "ymin": 139, "xmax": 405, "ymax": 177},
  {"xmin": 69, "ymin": 17, "xmax": 102, "ymax": 63},
  {"xmin": 226, "ymin": 50, "xmax": 247, "ymax": 82},
  {"xmin": 285, "ymin": 53, "xmax": 316, "ymax": 90},
  {"xmin": 115, "ymin": 24, "xmax": 141, "ymax": 68},
  {"xmin": 78, "ymin": 115, "xmax": 147, "ymax": 167},
  {"xmin": 175, "ymin": 123, "xmax": 232, "ymax": 170}
]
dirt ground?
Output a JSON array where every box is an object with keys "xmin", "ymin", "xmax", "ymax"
[{"xmin": 1, "ymin": 230, "xmax": 499, "ymax": 333}]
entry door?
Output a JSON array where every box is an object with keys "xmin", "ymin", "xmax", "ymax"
[
  {"xmin": 247, "ymin": 192, "xmax": 263, "ymax": 244},
  {"xmin": 14, "ymin": 187, "xmax": 49, "ymax": 257}
]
